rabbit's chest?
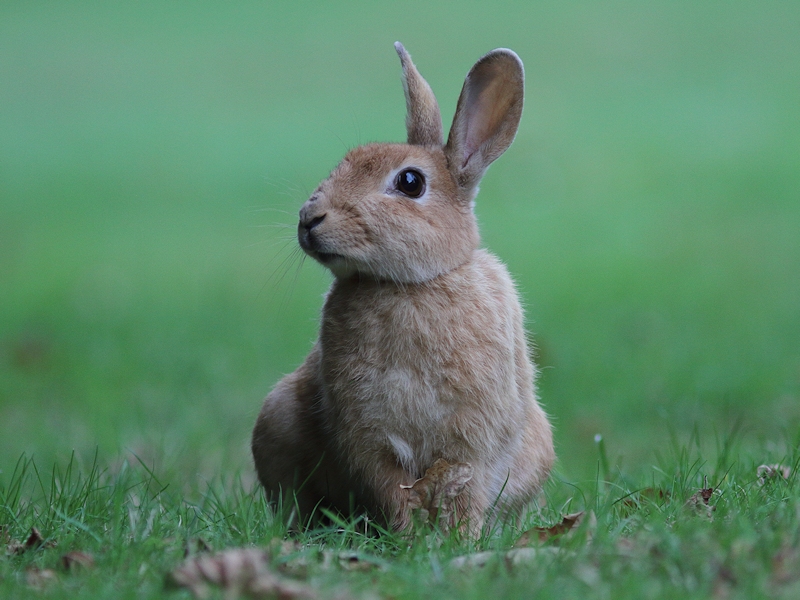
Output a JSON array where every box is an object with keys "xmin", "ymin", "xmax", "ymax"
[
  {"xmin": 320, "ymin": 310, "xmax": 463, "ymax": 473},
  {"xmin": 318, "ymin": 274, "xmax": 520, "ymax": 470},
  {"xmin": 321, "ymin": 300, "xmax": 457, "ymax": 424}
]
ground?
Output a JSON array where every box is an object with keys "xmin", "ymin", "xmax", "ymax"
[{"xmin": 1, "ymin": 1, "xmax": 799, "ymax": 597}]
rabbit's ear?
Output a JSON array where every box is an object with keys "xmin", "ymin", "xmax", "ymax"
[
  {"xmin": 395, "ymin": 42, "xmax": 443, "ymax": 147},
  {"xmin": 445, "ymin": 49, "xmax": 524, "ymax": 191}
]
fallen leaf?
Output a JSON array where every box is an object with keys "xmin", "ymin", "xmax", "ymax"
[
  {"xmin": 264, "ymin": 538, "xmax": 314, "ymax": 578},
  {"xmin": 772, "ymin": 544, "xmax": 800, "ymax": 585},
  {"xmin": 615, "ymin": 537, "xmax": 637, "ymax": 558},
  {"xmin": 267, "ymin": 537, "xmax": 302, "ymax": 558},
  {"xmin": 26, "ymin": 527, "xmax": 45, "ymax": 548},
  {"xmin": 573, "ymin": 562, "xmax": 601, "ymax": 587},
  {"xmin": 514, "ymin": 511, "xmax": 589, "ymax": 546},
  {"xmin": 712, "ymin": 563, "xmax": 737, "ymax": 600},
  {"xmin": 61, "ymin": 551, "xmax": 95, "ymax": 571},
  {"xmin": 686, "ymin": 488, "xmax": 714, "ymax": 505},
  {"xmin": 685, "ymin": 487, "xmax": 716, "ymax": 517},
  {"xmin": 25, "ymin": 566, "xmax": 58, "ymax": 589},
  {"xmin": 7, "ymin": 527, "xmax": 57, "ymax": 555},
  {"xmin": 169, "ymin": 547, "xmax": 317, "ymax": 599},
  {"xmin": 271, "ymin": 543, "xmax": 384, "ymax": 578},
  {"xmin": 335, "ymin": 551, "xmax": 383, "ymax": 572},
  {"xmin": 400, "ymin": 459, "xmax": 473, "ymax": 532},
  {"xmin": 277, "ymin": 551, "xmax": 317, "ymax": 579},
  {"xmin": 449, "ymin": 546, "xmax": 566, "ymax": 570},
  {"xmin": 757, "ymin": 464, "xmax": 791, "ymax": 486},
  {"xmin": 11, "ymin": 333, "xmax": 52, "ymax": 370}
]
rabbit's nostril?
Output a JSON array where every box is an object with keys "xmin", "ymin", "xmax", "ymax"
[{"xmin": 304, "ymin": 214, "xmax": 326, "ymax": 231}]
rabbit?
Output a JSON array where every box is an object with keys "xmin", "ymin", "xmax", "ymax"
[{"xmin": 251, "ymin": 42, "xmax": 555, "ymax": 533}]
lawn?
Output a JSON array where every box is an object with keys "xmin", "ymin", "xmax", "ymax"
[{"xmin": 1, "ymin": 1, "xmax": 799, "ymax": 597}]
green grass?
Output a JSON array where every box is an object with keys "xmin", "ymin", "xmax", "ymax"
[
  {"xmin": 1, "ymin": 0, "xmax": 799, "ymax": 597},
  {"xmin": 2, "ymin": 434, "xmax": 799, "ymax": 598}
]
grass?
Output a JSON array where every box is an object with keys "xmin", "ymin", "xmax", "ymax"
[
  {"xmin": 1, "ymin": 433, "xmax": 799, "ymax": 599},
  {"xmin": 1, "ymin": 0, "xmax": 799, "ymax": 597}
]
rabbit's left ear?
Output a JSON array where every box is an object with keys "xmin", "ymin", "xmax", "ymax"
[
  {"xmin": 395, "ymin": 42, "xmax": 443, "ymax": 147},
  {"xmin": 445, "ymin": 49, "xmax": 524, "ymax": 191}
]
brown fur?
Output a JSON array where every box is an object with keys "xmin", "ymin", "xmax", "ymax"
[{"xmin": 252, "ymin": 43, "xmax": 554, "ymax": 533}]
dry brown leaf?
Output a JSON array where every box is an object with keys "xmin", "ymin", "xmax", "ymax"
[
  {"xmin": 11, "ymin": 333, "xmax": 52, "ymax": 370},
  {"xmin": 772, "ymin": 544, "xmax": 800, "ymax": 585},
  {"xmin": 267, "ymin": 538, "xmax": 302, "ymax": 557},
  {"xmin": 514, "ymin": 511, "xmax": 588, "ymax": 547},
  {"xmin": 615, "ymin": 537, "xmax": 637, "ymax": 557},
  {"xmin": 685, "ymin": 487, "xmax": 716, "ymax": 516},
  {"xmin": 449, "ymin": 546, "xmax": 566, "ymax": 570},
  {"xmin": 573, "ymin": 562, "xmax": 601, "ymax": 587},
  {"xmin": 712, "ymin": 564, "xmax": 737, "ymax": 600},
  {"xmin": 266, "ymin": 538, "xmax": 312, "ymax": 578},
  {"xmin": 25, "ymin": 566, "xmax": 58, "ymax": 589},
  {"xmin": 169, "ymin": 547, "xmax": 317, "ymax": 599},
  {"xmin": 272, "ymin": 544, "xmax": 384, "ymax": 578},
  {"xmin": 26, "ymin": 527, "xmax": 46, "ymax": 549},
  {"xmin": 400, "ymin": 458, "xmax": 473, "ymax": 531},
  {"xmin": 757, "ymin": 464, "xmax": 791, "ymax": 486},
  {"xmin": 335, "ymin": 551, "xmax": 383, "ymax": 572},
  {"xmin": 7, "ymin": 527, "xmax": 57, "ymax": 555},
  {"xmin": 277, "ymin": 551, "xmax": 317, "ymax": 579},
  {"xmin": 61, "ymin": 551, "xmax": 95, "ymax": 571}
]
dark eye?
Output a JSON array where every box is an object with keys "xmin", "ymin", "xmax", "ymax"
[{"xmin": 395, "ymin": 168, "xmax": 426, "ymax": 198}]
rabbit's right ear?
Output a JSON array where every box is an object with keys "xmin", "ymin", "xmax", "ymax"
[
  {"xmin": 395, "ymin": 42, "xmax": 444, "ymax": 147},
  {"xmin": 445, "ymin": 49, "xmax": 524, "ymax": 193}
]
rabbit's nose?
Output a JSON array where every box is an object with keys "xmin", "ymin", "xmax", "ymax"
[
  {"xmin": 300, "ymin": 213, "xmax": 327, "ymax": 232},
  {"xmin": 302, "ymin": 214, "xmax": 326, "ymax": 231},
  {"xmin": 298, "ymin": 212, "xmax": 327, "ymax": 252},
  {"xmin": 299, "ymin": 202, "xmax": 326, "ymax": 231}
]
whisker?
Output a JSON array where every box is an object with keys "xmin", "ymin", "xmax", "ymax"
[
  {"xmin": 350, "ymin": 109, "xmax": 362, "ymax": 147},
  {"xmin": 248, "ymin": 222, "xmax": 296, "ymax": 231},
  {"xmin": 263, "ymin": 177, "xmax": 308, "ymax": 199},
  {"xmin": 258, "ymin": 243, "xmax": 303, "ymax": 301},
  {"xmin": 246, "ymin": 206, "xmax": 296, "ymax": 217},
  {"xmin": 247, "ymin": 235, "xmax": 297, "ymax": 251},
  {"xmin": 281, "ymin": 251, "xmax": 309, "ymax": 310}
]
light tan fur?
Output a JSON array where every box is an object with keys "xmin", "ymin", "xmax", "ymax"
[{"xmin": 252, "ymin": 43, "xmax": 554, "ymax": 533}]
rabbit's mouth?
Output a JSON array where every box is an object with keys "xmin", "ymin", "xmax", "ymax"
[
  {"xmin": 299, "ymin": 228, "xmax": 341, "ymax": 265},
  {"xmin": 315, "ymin": 251, "xmax": 344, "ymax": 264}
]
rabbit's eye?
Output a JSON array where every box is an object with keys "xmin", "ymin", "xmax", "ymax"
[{"xmin": 395, "ymin": 169, "xmax": 425, "ymax": 198}]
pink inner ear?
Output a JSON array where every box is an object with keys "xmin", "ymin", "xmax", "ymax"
[{"xmin": 461, "ymin": 73, "xmax": 515, "ymax": 167}]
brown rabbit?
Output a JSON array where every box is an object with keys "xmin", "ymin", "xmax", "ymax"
[{"xmin": 252, "ymin": 42, "xmax": 554, "ymax": 533}]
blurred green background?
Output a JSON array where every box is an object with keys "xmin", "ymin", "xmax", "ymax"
[{"xmin": 1, "ymin": 1, "xmax": 798, "ymax": 482}]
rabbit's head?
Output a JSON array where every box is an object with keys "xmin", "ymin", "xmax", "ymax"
[{"xmin": 298, "ymin": 43, "xmax": 524, "ymax": 283}]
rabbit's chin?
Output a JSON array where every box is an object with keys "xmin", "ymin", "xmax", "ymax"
[
  {"xmin": 309, "ymin": 249, "xmax": 440, "ymax": 284},
  {"xmin": 314, "ymin": 251, "xmax": 342, "ymax": 265},
  {"xmin": 309, "ymin": 251, "xmax": 358, "ymax": 280}
]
